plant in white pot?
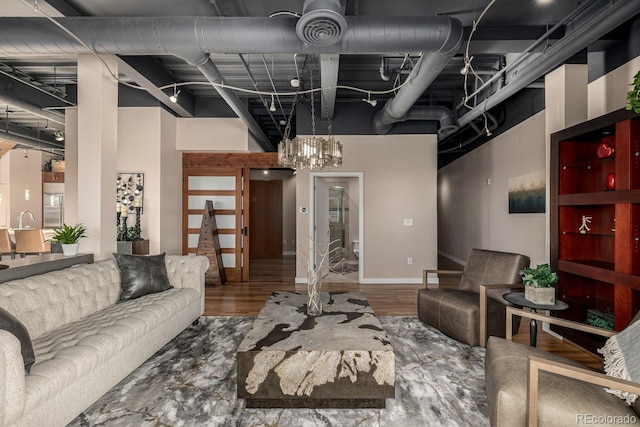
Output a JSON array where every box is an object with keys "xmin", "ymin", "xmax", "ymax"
[
  {"xmin": 520, "ymin": 263, "xmax": 559, "ymax": 305},
  {"xmin": 50, "ymin": 223, "xmax": 87, "ymax": 256}
]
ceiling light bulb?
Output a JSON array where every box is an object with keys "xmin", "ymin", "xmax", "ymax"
[
  {"xmin": 170, "ymin": 84, "xmax": 180, "ymax": 103},
  {"xmin": 269, "ymin": 95, "xmax": 276, "ymax": 112},
  {"xmin": 460, "ymin": 64, "xmax": 470, "ymax": 75},
  {"xmin": 290, "ymin": 78, "xmax": 300, "ymax": 88},
  {"xmin": 54, "ymin": 131, "xmax": 64, "ymax": 142}
]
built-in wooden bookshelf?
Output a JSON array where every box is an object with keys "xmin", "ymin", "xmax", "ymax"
[{"xmin": 551, "ymin": 108, "xmax": 640, "ymax": 354}]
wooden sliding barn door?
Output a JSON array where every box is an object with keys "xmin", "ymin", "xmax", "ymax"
[{"xmin": 182, "ymin": 153, "xmax": 279, "ymax": 282}]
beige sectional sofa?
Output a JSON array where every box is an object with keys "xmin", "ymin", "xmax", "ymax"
[{"xmin": 0, "ymin": 254, "xmax": 209, "ymax": 427}]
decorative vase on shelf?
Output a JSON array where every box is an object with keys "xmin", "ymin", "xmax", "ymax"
[
  {"xmin": 307, "ymin": 271, "xmax": 323, "ymax": 316},
  {"xmin": 606, "ymin": 173, "xmax": 615, "ymax": 191}
]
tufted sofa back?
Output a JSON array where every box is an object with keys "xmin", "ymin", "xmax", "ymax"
[{"xmin": 0, "ymin": 259, "xmax": 121, "ymax": 340}]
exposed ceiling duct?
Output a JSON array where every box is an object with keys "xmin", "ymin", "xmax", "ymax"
[
  {"xmin": 296, "ymin": 0, "xmax": 347, "ymax": 47},
  {"xmin": 0, "ymin": 14, "xmax": 464, "ymax": 146},
  {"xmin": 453, "ymin": 0, "xmax": 639, "ymax": 135},
  {"xmin": 0, "ymin": 128, "xmax": 65, "ymax": 151},
  {"xmin": 395, "ymin": 106, "xmax": 460, "ymax": 139}
]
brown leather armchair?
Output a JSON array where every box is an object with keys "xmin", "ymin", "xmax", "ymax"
[
  {"xmin": 486, "ymin": 307, "xmax": 640, "ymax": 427},
  {"xmin": 418, "ymin": 248, "xmax": 530, "ymax": 347}
]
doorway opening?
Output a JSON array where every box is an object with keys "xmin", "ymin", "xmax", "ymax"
[
  {"xmin": 310, "ymin": 172, "xmax": 363, "ymax": 284},
  {"xmin": 248, "ymin": 168, "xmax": 297, "ymax": 282}
]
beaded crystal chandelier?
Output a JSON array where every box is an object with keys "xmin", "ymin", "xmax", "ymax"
[{"xmin": 278, "ymin": 68, "xmax": 342, "ymax": 170}]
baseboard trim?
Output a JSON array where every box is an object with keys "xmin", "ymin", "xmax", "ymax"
[
  {"xmin": 360, "ymin": 278, "xmax": 422, "ymax": 284},
  {"xmin": 295, "ymin": 277, "xmax": 426, "ymax": 285}
]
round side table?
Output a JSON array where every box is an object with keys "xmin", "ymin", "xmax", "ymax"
[{"xmin": 502, "ymin": 292, "xmax": 568, "ymax": 347}]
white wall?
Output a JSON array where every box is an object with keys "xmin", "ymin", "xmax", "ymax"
[
  {"xmin": 159, "ymin": 109, "xmax": 182, "ymax": 255},
  {"xmin": 295, "ymin": 134, "xmax": 438, "ymax": 283},
  {"xmin": 588, "ymin": 56, "xmax": 640, "ymax": 120},
  {"xmin": 3, "ymin": 149, "xmax": 43, "ymax": 229},
  {"xmin": 438, "ymin": 112, "xmax": 547, "ymax": 266},
  {"xmin": 118, "ymin": 107, "xmax": 183, "ymax": 255},
  {"xmin": 176, "ymin": 118, "xmax": 250, "ymax": 151}
]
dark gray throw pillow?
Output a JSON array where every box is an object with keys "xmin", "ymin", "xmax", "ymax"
[
  {"xmin": 113, "ymin": 252, "xmax": 172, "ymax": 302},
  {"xmin": 0, "ymin": 307, "xmax": 35, "ymax": 374}
]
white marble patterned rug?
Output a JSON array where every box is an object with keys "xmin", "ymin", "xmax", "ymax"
[{"xmin": 68, "ymin": 316, "xmax": 488, "ymax": 427}]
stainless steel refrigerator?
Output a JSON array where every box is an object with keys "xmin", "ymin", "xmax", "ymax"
[{"xmin": 43, "ymin": 183, "xmax": 64, "ymax": 228}]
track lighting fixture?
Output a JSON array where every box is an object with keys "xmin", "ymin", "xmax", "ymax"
[
  {"xmin": 54, "ymin": 131, "xmax": 64, "ymax": 141},
  {"xmin": 362, "ymin": 91, "xmax": 377, "ymax": 107},
  {"xmin": 460, "ymin": 56, "xmax": 473, "ymax": 75},
  {"xmin": 169, "ymin": 84, "xmax": 180, "ymax": 103}
]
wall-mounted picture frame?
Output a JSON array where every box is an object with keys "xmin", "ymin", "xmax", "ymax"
[
  {"xmin": 117, "ymin": 172, "xmax": 144, "ymax": 213},
  {"xmin": 508, "ymin": 170, "xmax": 545, "ymax": 214}
]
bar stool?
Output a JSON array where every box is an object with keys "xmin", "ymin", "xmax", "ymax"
[
  {"xmin": 15, "ymin": 229, "xmax": 51, "ymax": 257},
  {"xmin": 0, "ymin": 228, "xmax": 16, "ymax": 260}
]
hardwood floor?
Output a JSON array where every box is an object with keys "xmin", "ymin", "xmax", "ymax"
[{"xmin": 205, "ymin": 255, "xmax": 602, "ymax": 369}]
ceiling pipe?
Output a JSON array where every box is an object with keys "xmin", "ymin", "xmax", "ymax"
[
  {"xmin": 0, "ymin": 128, "xmax": 65, "ymax": 151},
  {"xmin": 0, "ymin": 15, "xmax": 464, "ymax": 143},
  {"xmin": 0, "ymin": 93, "xmax": 65, "ymax": 128},
  {"xmin": 382, "ymin": 106, "xmax": 459, "ymax": 139},
  {"xmin": 456, "ymin": 0, "xmax": 640, "ymax": 130},
  {"xmin": 372, "ymin": 18, "xmax": 464, "ymax": 135}
]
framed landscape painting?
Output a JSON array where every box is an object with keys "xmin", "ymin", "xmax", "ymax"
[{"xmin": 508, "ymin": 170, "xmax": 545, "ymax": 214}]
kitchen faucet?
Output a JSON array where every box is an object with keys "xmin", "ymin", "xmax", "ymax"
[{"xmin": 18, "ymin": 210, "xmax": 35, "ymax": 229}]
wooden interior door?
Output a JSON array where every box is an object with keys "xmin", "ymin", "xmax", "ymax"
[
  {"xmin": 182, "ymin": 153, "xmax": 280, "ymax": 282},
  {"xmin": 249, "ymin": 180, "xmax": 283, "ymax": 258},
  {"xmin": 183, "ymin": 167, "xmax": 243, "ymax": 282}
]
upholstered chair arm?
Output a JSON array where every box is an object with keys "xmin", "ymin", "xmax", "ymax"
[
  {"xmin": 526, "ymin": 355, "xmax": 640, "ymax": 427},
  {"xmin": 422, "ymin": 269, "xmax": 463, "ymax": 289},
  {"xmin": 478, "ymin": 283, "xmax": 525, "ymax": 347},
  {"xmin": 505, "ymin": 306, "xmax": 616, "ymax": 341},
  {"xmin": 0, "ymin": 330, "xmax": 26, "ymax": 426},
  {"xmin": 165, "ymin": 255, "xmax": 210, "ymax": 314}
]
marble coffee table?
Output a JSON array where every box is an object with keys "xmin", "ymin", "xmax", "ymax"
[{"xmin": 236, "ymin": 291, "xmax": 395, "ymax": 408}]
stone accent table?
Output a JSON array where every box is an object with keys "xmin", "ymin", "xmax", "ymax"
[{"xmin": 237, "ymin": 291, "xmax": 395, "ymax": 408}]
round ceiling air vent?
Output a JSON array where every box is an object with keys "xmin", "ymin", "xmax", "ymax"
[{"xmin": 296, "ymin": 0, "xmax": 347, "ymax": 46}]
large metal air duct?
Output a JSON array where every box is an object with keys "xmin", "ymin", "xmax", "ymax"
[
  {"xmin": 0, "ymin": 15, "xmax": 464, "ymax": 144},
  {"xmin": 404, "ymin": 106, "xmax": 459, "ymax": 138}
]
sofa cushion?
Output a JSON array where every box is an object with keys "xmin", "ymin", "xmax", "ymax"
[
  {"xmin": 418, "ymin": 288, "xmax": 511, "ymax": 346},
  {"xmin": 485, "ymin": 337, "xmax": 637, "ymax": 427},
  {"xmin": 24, "ymin": 287, "xmax": 199, "ymax": 413},
  {"xmin": 0, "ymin": 307, "xmax": 35, "ymax": 374},
  {"xmin": 0, "ymin": 260, "xmax": 121, "ymax": 340},
  {"xmin": 114, "ymin": 253, "xmax": 172, "ymax": 302}
]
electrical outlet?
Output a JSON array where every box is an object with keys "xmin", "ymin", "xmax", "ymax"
[{"xmin": 407, "ymin": 257, "xmax": 413, "ymax": 265}]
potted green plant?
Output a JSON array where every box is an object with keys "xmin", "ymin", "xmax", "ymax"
[
  {"xmin": 520, "ymin": 263, "xmax": 558, "ymax": 305},
  {"xmin": 50, "ymin": 223, "xmax": 87, "ymax": 256},
  {"xmin": 626, "ymin": 70, "xmax": 640, "ymax": 114}
]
